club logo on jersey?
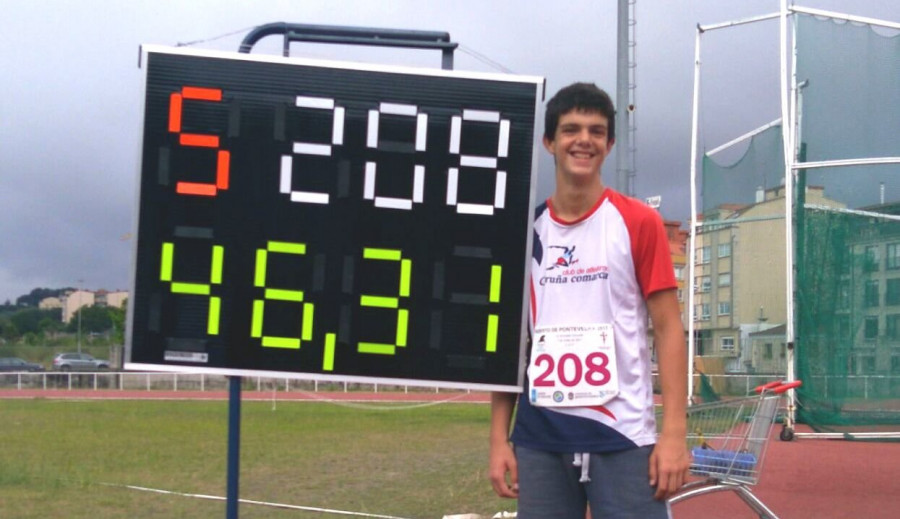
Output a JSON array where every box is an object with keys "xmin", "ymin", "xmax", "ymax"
[
  {"xmin": 547, "ymin": 245, "xmax": 578, "ymax": 270},
  {"xmin": 539, "ymin": 244, "xmax": 610, "ymax": 286}
]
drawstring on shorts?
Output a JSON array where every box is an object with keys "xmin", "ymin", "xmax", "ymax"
[{"xmin": 573, "ymin": 452, "xmax": 591, "ymax": 482}]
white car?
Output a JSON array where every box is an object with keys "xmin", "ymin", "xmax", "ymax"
[{"xmin": 52, "ymin": 353, "xmax": 110, "ymax": 371}]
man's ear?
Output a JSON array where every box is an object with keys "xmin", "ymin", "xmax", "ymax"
[
  {"xmin": 607, "ymin": 138, "xmax": 615, "ymax": 151},
  {"xmin": 543, "ymin": 136, "xmax": 554, "ymax": 153}
]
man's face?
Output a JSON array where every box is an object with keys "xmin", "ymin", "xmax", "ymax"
[{"xmin": 543, "ymin": 109, "xmax": 614, "ymax": 180}]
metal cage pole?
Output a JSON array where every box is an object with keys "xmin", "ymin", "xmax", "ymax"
[
  {"xmin": 780, "ymin": 0, "xmax": 798, "ymax": 434},
  {"xmin": 687, "ymin": 12, "xmax": 780, "ymax": 404},
  {"xmin": 687, "ymin": 25, "xmax": 702, "ymax": 404}
]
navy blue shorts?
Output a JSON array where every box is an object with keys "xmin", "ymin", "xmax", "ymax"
[{"xmin": 515, "ymin": 445, "xmax": 671, "ymax": 519}]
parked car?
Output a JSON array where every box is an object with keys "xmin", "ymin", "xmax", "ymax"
[
  {"xmin": 52, "ymin": 353, "xmax": 110, "ymax": 371},
  {"xmin": 0, "ymin": 357, "xmax": 45, "ymax": 372}
]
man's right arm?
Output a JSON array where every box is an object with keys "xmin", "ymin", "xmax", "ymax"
[{"xmin": 489, "ymin": 391, "xmax": 519, "ymax": 498}]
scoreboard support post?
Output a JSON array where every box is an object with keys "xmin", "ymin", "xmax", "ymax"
[{"xmin": 226, "ymin": 376, "xmax": 242, "ymax": 519}]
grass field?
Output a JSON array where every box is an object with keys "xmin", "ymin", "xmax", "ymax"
[{"xmin": 0, "ymin": 399, "xmax": 513, "ymax": 518}]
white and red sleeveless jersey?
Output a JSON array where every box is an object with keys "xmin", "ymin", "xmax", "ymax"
[{"xmin": 510, "ymin": 188, "xmax": 677, "ymax": 453}]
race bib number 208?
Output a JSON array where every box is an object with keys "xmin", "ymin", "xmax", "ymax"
[{"xmin": 528, "ymin": 323, "xmax": 619, "ymax": 407}]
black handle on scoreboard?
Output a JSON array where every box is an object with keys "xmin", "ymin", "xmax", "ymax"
[{"xmin": 237, "ymin": 22, "xmax": 458, "ymax": 69}]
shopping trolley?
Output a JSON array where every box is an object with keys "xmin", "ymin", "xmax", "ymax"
[{"xmin": 667, "ymin": 380, "xmax": 802, "ymax": 519}]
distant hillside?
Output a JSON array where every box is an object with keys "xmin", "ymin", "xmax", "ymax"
[{"xmin": 14, "ymin": 287, "xmax": 75, "ymax": 308}]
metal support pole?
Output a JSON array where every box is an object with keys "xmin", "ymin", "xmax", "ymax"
[
  {"xmin": 616, "ymin": 0, "xmax": 630, "ymax": 194},
  {"xmin": 780, "ymin": 0, "xmax": 798, "ymax": 433},
  {"xmin": 687, "ymin": 26, "xmax": 703, "ymax": 403},
  {"xmin": 226, "ymin": 376, "xmax": 242, "ymax": 519}
]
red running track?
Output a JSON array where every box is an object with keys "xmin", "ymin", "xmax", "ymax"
[
  {"xmin": 671, "ymin": 423, "xmax": 900, "ymax": 518},
  {"xmin": 0, "ymin": 388, "xmax": 491, "ymax": 402},
  {"xmin": 2, "ymin": 389, "xmax": 898, "ymax": 518}
]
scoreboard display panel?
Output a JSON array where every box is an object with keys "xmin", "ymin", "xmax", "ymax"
[{"xmin": 125, "ymin": 45, "xmax": 543, "ymax": 391}]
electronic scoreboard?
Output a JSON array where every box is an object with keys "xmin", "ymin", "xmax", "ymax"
[{"xmin": 125, "ymin": 45, "xmax": 543, "ymax": 391}]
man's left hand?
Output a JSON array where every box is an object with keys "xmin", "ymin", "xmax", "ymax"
[{"xmin": 648, "ymin": 433, "xmax": 691, "ymax": 500}]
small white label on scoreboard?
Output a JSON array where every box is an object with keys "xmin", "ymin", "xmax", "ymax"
[{"xmin": 164, "ymin": 351, "xmax": 209, "ymax": 363}]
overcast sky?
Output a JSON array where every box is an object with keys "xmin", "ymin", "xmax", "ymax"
[{"xmin": 1, "ymin": 0, "xmax": 898, "ymax": 304}]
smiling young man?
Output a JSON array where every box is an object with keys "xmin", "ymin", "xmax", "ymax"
[{"xmin": 489, "ymin": 83, "xmax": 690, "ymax": 518}]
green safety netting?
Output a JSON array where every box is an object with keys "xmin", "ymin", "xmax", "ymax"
[
  {"xmin": 795, "ymin": 201, "xmax": 900, "ymax": 431},
  {"xmin": 702, "ymin": 124, "xmax": 784, "ymax": 218}
]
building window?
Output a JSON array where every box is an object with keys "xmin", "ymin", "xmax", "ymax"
[
  {"xmin": 841, "ymin": 246, "xmax": 853, "ymax": 274},
  {"xmin": 699, "ymin": 276, "xmax": 711, "ymax": 292},
  {"xmin": 718, "ymin": 273, "xmax": 731, "ymax": 287},
  {"xmin": 864, "ymin": 316, "xmax": 878, "ymax": 341},
  {"xmin": 718, "ymin": 243, "xmax": 732, "ymax": 258},
  {"xmin": 695, "ymin": 330, "xmax": 711, "ymax": 355},
  {"xmin": 887, "ymin": 279, "xmax": 900, "ymax": 306},
  {"xmin": 839, "ymin": 280, "xmax": 851, "ymax": 309},
  {"xmin": 698, "ymin": 246, "xmax": 711, "ymax": 265},
  {"xmin": 837, "ymin": 315, "xmax": 850, "ymax": 339},
  {"xmin": 721, "ymin": 336, "xmax": 735, "ymax": 351},
  {"xmin": 696, "ymin": 304, "xmax": 710, "ymax": 320},
  {"xmin": 863, "ymin": 356, "xmax": 876, "ymax": 373},
  {"xmin": 718, "ymin": 302, "xmax": 731, "ymax": 315},
  {"xmin": 888, "ymin": 314, "xmax": 900, "ymax": 340},
  {"xmin": 888, "ymin": 243, "xmax": 900, "ymax": 270},
  {"xmin": 864, "ymin": 245, "xmax": 880, "ymax": 272},
  {"xmin": 677, "ymin": 289, "xmax": 684, "ymax": 302},
  {"xmin": 864, "ymin": 280, "xmax": 880, "ymax": 308},
  {"xmin": 674, "ymin": 265, "xmax": 685, "ymax": 281},
  {"xmin": 892, "ymin": 356, "xmax": 900, "ymax": 374},
  {"xmin": 764, "ymin": 343, "xmax": 773, "ymax": 359}
]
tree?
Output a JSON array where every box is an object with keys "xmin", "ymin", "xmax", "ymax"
[
  {"xmin": 0, "ymin": 318, "xmax": 18, "ymax": 341},
  {"xmin": 109, "ymin": 301, "xmax": 127, "ymax": 343},
  {"xmin": 68, "ymin": 306, "xmax": 114, "ymax": 334},
  {"xmin": 38, "ymin": 317, "xmax": 63, "ymax": 337},
  {"xmin": 0, "ymin": 300, "xmax": 16, "ymax": 315},
  {"xmin": 10, "ymin": 308, "xmax": 58, "ymax": 336}
]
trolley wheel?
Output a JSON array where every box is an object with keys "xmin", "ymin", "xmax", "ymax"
[{"xmin": 779, "ymin": 426, "xmax": 795, "ymax": 442}]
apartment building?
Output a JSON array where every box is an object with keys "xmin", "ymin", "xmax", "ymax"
[
  {"xmin": 836, "ymin": 202, "xmax": 900, "ymax": 376},
  {"xmin": 38, "ymin": 297, "xmax": 62, "ymax": 310},
  {"xmin": 692, "ymin": 185, "xmax": 842, "ymax": 373},
  {"xmin": 665, "ymin": 219, "xmax": 690, "ymax": 328},
  {"xmin": 645, "ymin": 217, "xmax": 690, "ymax": 369},
  {"xmin": 54, "ymin": 289, "xmax": 128, "ymax": 323},
  {"xmin": 60, "ymin": 290, "xmax": 95, "ymax": 323},
  {"xmin": 95, "ymin": 289, "xmax": 128, "ymax": 309}
]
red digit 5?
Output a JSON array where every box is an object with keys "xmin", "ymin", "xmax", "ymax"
[{"xmin": 168, "ymin": 86, "xmax": 230, "ymax": 197}]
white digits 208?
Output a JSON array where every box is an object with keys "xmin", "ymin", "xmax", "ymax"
[
  {"xmin": 365, "ymin": 102, "xmax": 427, "ymax": 210},
  {"xmin": 447, "ymin": 109, "xmax": 510, "ymax": 215},
  {"xmin": 280, "ymin": 96, "xmax": 345, "ymax": 205}
]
